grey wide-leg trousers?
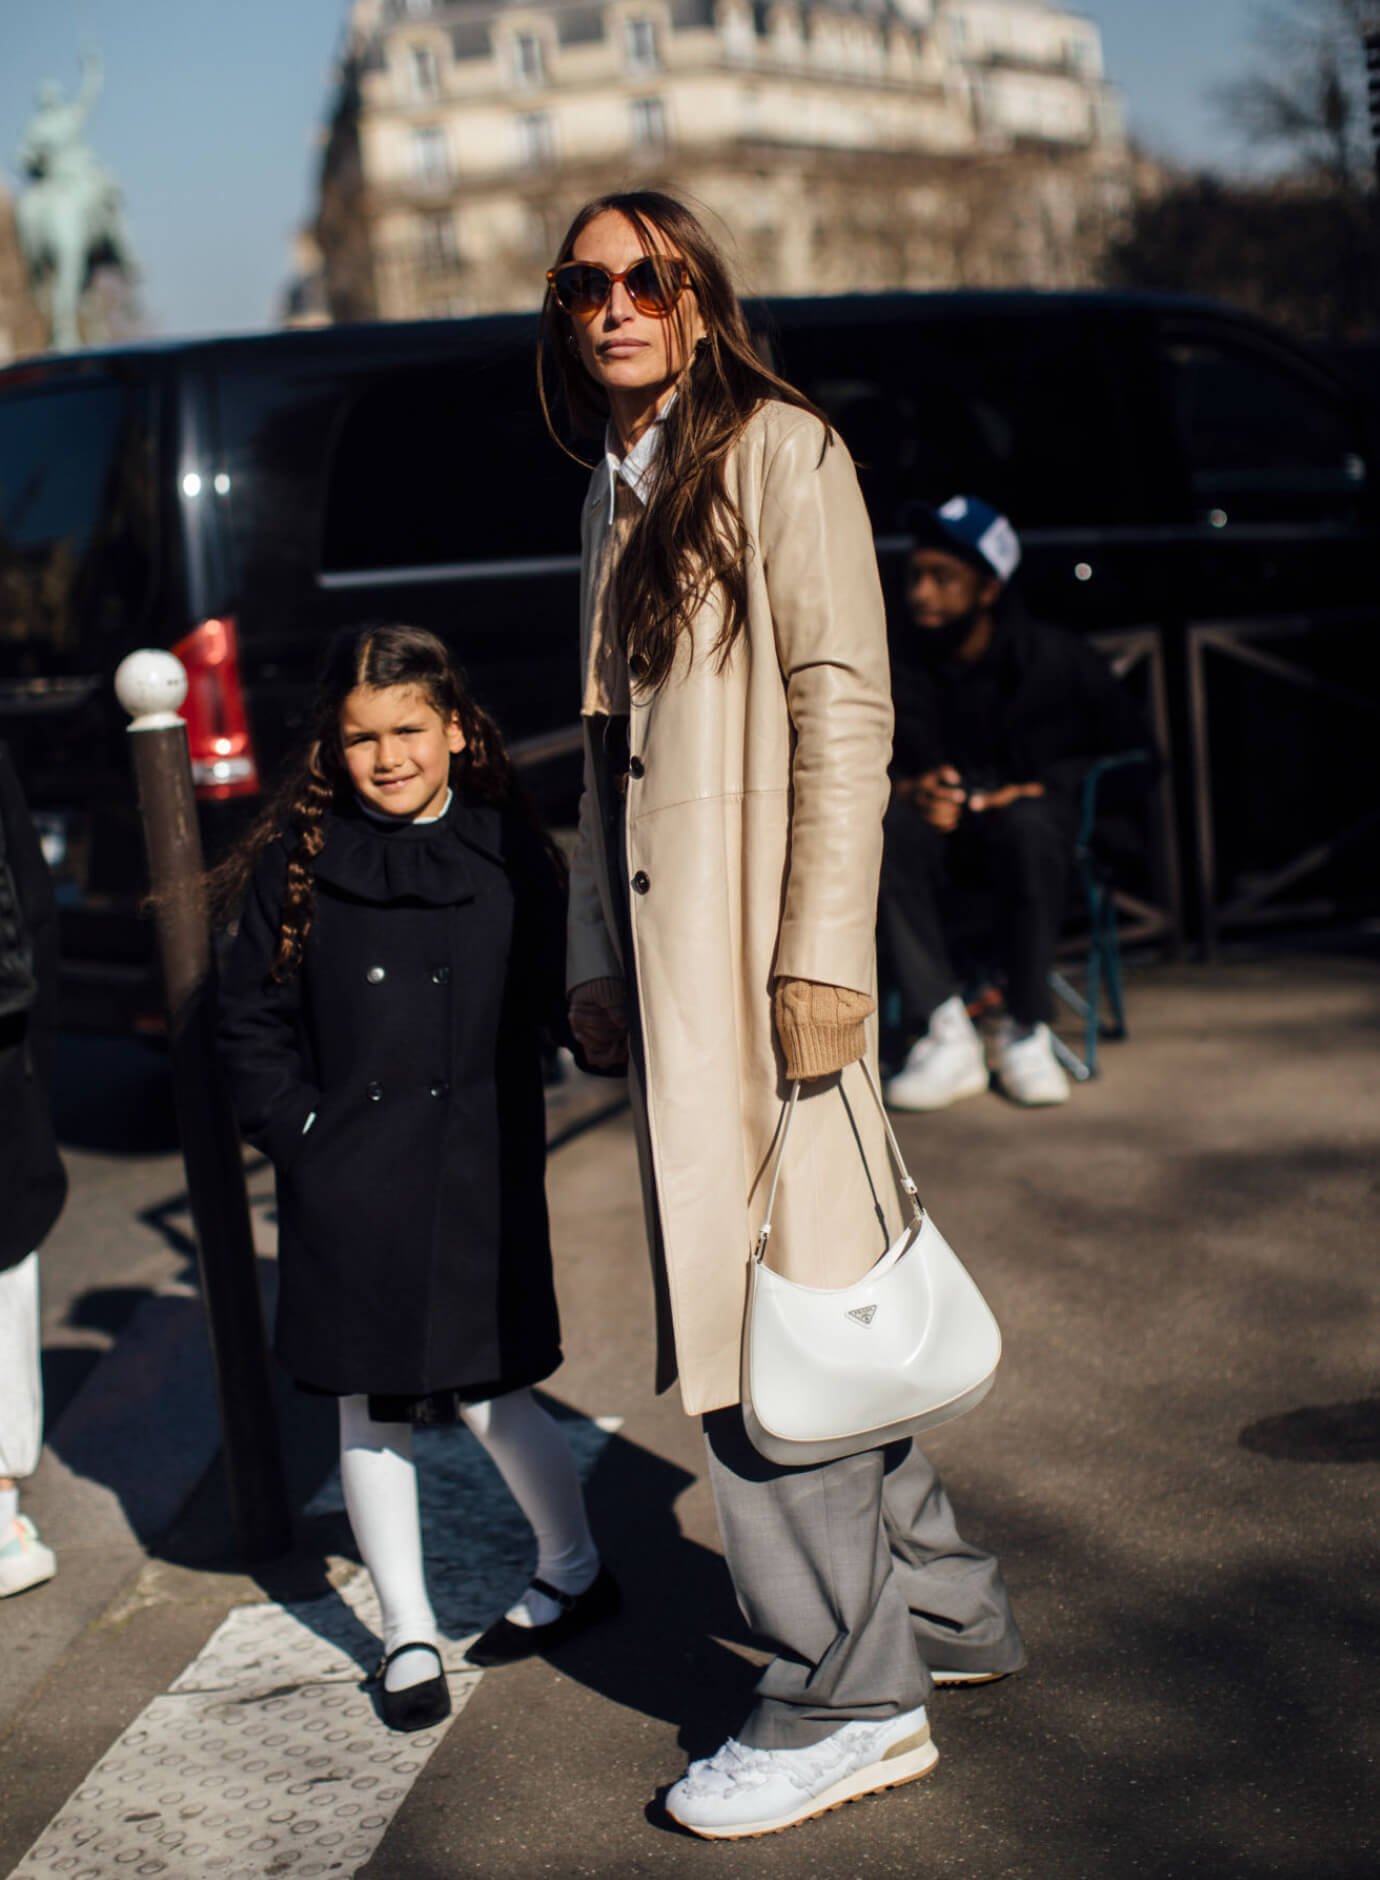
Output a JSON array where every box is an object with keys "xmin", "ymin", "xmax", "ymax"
[
  {"xmin": 703, "ymin": 1407, "xmax": 1025, "ymax": 1749},
  {"xmin": 588, "ymin": 720, "xmax": 1024, "ymax": 1750}
]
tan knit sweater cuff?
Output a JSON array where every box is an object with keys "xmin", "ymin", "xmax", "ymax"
[
  {"xmin": 569, "ymin": 976, "xmax": 625, "ymax": 1011},
  {"xmin": 773, "ymin": 978, "xmax": 875, "ymax": 1081}
]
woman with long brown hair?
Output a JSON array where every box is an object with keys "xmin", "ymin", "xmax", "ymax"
[{"xmin": 543, "ymin": 194, "xmax": 1024, "ymax": 1838}]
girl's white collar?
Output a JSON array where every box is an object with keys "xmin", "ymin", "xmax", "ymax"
[{"xmin": 354, "ymin": 787, "xmax": 453, "ymax": 827}]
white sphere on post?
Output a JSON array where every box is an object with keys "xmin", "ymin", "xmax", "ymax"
[{"xmin": 115, "ymin": 649, "xmax": 188, "ymax": 730}]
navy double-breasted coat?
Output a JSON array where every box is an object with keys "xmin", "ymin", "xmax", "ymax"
[{"xmin": 217, "ymin": 792, "xmax": 567, "ymax": 1400}]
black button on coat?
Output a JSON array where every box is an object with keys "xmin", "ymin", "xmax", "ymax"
[
  {"xmin": 217, "ymin": 793, "xmax": 568, "ymax": 1401},
  {"xmin": 0, "ymin": 744, "xmax": 67, "ymax": 1273}
]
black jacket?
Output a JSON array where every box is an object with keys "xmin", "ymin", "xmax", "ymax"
[
  {"xmin": 891, "ymin": 599, "xmax": 1154, "ymax": 815},
  {"xmin": 0, "ymin": 744, "xmax": 67, "ymax": 1271},
  {"xmin": 217, "ymin": 791, "xmax": 568, "ymax": 1400}
]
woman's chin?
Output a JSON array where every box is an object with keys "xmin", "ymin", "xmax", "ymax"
[{"xmin": 595, "ymin": 360, "xmax": 672, "ymax": 397}]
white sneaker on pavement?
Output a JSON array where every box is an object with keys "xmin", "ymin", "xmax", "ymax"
[
  {"xmin": 664, "ymin": 1705, "xmax": 938, "ymax": 1840},
  {"xmin": 0, "ymin": 1516, "xmax": 56, "ymax": 1598},
  {"xmin": 883, "ymin": 996, "xmax": 989, "ymax": 1112},
  {"xmin": 991, "ymin": 1018, "xmax": 1070, "ymax": 1106}
]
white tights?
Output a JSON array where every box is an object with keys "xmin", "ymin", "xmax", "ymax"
[{"xmin": 338, "ymin": 1388, "xmax": 599, "ymax": 1691}]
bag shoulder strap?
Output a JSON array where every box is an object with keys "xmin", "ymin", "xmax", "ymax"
[{"xmin": 754, "ymin": 1058, "xmax": 923, "ymax": 1263}]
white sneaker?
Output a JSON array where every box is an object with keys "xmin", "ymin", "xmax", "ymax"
[
  {"xmin": 664, "ymin": 1705, "xmax": 938, "ymax": 1840},
  {"xmin": 0, "ymin": 1516, "xmax": 56, "ymax": 1598},
  {"xmin": 991, "ymin": 1018, "xmax": 1070, "ymax": 1106},
  {"xmin": 883, "ymin": 996, "xmax": 989, "ymax": 1112}
]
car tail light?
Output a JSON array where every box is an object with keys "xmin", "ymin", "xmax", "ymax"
[{"xmin": 171, "ymin": 616, "xmax": 260, "ymax": 800}]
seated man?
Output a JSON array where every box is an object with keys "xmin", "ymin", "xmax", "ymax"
[{"xmin": 881, "ymin": 495, "xmax": 1151, "ymax": 1111}]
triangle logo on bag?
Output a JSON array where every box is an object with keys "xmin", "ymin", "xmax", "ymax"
[{"xmin": 846, "ymin": 1305, "xmax": 877, "ymax": 1327}]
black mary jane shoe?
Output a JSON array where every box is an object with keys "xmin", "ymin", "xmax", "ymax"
[
  {"xmin": 464, "ymin": 1566, "xmax": 621, "ymax": 1669},
  {"xmin": 372, "ymin": 1642, "xmax": 451, "ymax": 1733}
]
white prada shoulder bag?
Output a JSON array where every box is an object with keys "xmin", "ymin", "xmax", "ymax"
[{"xmin": 742, "ymin": 1058, "xmax": 1002, "ymax": 1466}]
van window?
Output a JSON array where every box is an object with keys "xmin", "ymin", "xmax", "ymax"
[
  {"xmin": 771, "ymin": 311, "xmax": 1142, "ymax": 533},
  {"xmin": 1163, "ymin": 335, "xmax": 1367, "ymax": 527},
  {"xmin": 0, "ymin": 378, "xmax": 157, "ymax": 672},
  {"xmin": 214, "ymin": 366, "xmax": 344, "ymax": 632},
  {"xmin": 320, "ymin": 357, "xmax": 588, "ymax": 575}
]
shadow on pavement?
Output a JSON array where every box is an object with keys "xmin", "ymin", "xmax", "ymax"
[
  {"xmin": 1240, "ymin": 1397, "xmax": 1380, "ymax": 1463},
  {"xmin": 999, "ymin": 1552, "xmax": 1380, "ymax": 1878},
  {"xmin": 536, "ymin": 1422, "xmax": 762, "ymax": 1757},
  {"xmin": 42, "ymin": 1252, "xmax": 293, "ymax": 1555},
  {"xmin": 214, "ymin": 1408, "xmax": 764, "ymax": 1749},
  {"xmin": 40, "ymin": 1286, "xmax": 166, "ymax": 1426}
]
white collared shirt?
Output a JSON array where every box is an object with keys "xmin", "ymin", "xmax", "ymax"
[
  {"xmin": 602, "ymin": 392, "xmax": 674, "ymax": 523},
  {"xmin": 355, "ymin": 786, "xmax": 453, "ymax": 826}
]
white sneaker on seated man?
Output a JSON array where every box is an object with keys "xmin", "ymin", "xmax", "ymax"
[{"xmin": 884, "ymin": 994, "xmax": 1069, "ymax": 1112}]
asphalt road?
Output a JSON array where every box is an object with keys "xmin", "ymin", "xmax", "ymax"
[{"xmin": 2, "ymin": 953, "xmax": 1378, "ymax": 1880}]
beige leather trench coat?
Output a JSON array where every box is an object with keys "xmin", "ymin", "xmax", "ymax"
[{"xmin": 567, "ymin": 399, "xmax": 902, "ymax": 1416}]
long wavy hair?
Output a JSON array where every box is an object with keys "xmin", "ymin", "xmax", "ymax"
[
  {"xmin": 208, "ymin": 624, "xmax": 528, "ymax": 979},
  {"xmin": 538, "ymin": 191, "xmax": 832, "ymax": 691}
]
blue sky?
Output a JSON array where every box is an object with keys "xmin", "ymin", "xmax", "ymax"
[{"xmin": 0, "ymin": 1, "xmax": 1260, "ymax": 339}]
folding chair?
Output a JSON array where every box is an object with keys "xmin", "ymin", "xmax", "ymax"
[{"xmin": 1047, "ymin": 749, "xmax": 1152, "ymax": 1080}]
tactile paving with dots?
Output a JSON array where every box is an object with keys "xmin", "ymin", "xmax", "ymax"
[{"xmin": 12, "ymin": 1410, "xmax": 618, "ymax": 1879}]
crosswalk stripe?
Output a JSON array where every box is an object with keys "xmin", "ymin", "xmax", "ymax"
[{"xmin": 11, "ymin": 1407, "xmax": 617, "ymax": 1880}]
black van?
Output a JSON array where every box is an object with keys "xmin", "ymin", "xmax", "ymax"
[{"xmin": 0, "ymin": 292, "xmax": 1372, "ymax": 1027}]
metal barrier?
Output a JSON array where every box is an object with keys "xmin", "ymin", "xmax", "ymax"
[
  {"xmin": 1186, "ymin": 610, "xmax": 1380, "ymax": 958},
  {"xmin": 1088, "ymin": 626, "xmax": 1183, "ymax": 952}
]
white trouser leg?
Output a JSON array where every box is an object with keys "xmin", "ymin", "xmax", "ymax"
[
  {"xmin": 0, "ymin": 1253, "xmax": 43, "ymax": 1490},
  {"xmin": 338, "ymin": 1395, "xmax": 437, "ymax": 1690},
  {"xmin": 459, "ymin": 1388, "xmax": 599, "ymax": 1625}
]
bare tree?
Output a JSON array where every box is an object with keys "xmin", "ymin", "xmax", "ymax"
[{"xmin": 1213, "ymin": 0, "xmax": 1372, "ymax": 193}]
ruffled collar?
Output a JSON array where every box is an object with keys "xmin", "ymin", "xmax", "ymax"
[{"xmin": 311, "ymin": 793, "xmax": 506, "ymax": 906}]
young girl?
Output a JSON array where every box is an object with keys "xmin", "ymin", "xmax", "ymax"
[{"xmin": 216, "ymin": 624, "xmax": 616, "ymax": 1732}]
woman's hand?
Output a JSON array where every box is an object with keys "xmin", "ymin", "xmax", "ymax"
[
  {"xmin": 773, "ymin": 978, "xmax": 874, "ymax": 1081},
  {"xmin": 569, "ymin": 978, "xmax": 629, "ymax": 1072}
]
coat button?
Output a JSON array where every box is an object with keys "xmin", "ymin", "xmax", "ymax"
[
  {"xmin": 631, "ymin": 870, "xmax": 650, "ymax": 894},
  {"xmin": 431, "ymin": 965, "xmax": 450, "ymax": 985},
  {"xmin": 429, "ymin": 1080, "xmax": 450, "ymax": 1099},
  {"xmin": 366, "ymin": 1081, "xmax": 384, "ymax": 1101},
  {"xmin": 628, "ymin": 756, "xmax": 644, "ymax": 779},
  {"xmin": 366, "ymin": 965, "xmax": 385, "ymax": 984}
]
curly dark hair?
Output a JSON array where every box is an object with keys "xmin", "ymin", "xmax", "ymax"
[{"xmin": 208, "ymin": 623, "xmax": 528, "ymax": 979}]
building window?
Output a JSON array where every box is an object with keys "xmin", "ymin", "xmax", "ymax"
[
  {"xmin": 412, "ymin": 125, "xmax": 449, "ymax": 187},
  {"xmin": 625, "ymin": 17, "xmax": 660, "ymax": 72},
  {"xmin": 408, "ymin": 43, "xmax": 439, "ymax": 98},
  {"xmin": 420, "ymin": 214, "xmax": 459, "ymax": 272},
  {"xmin": 513, "ymin": 31, "xmax": 546, "ymax": 86},
  {"xmin": 517, "ymin": 111, "xmax": 555, "ymax": 166},
  {"xmin": 630, "ymin": 95, "xmax": 668, "ymax": 149}
]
